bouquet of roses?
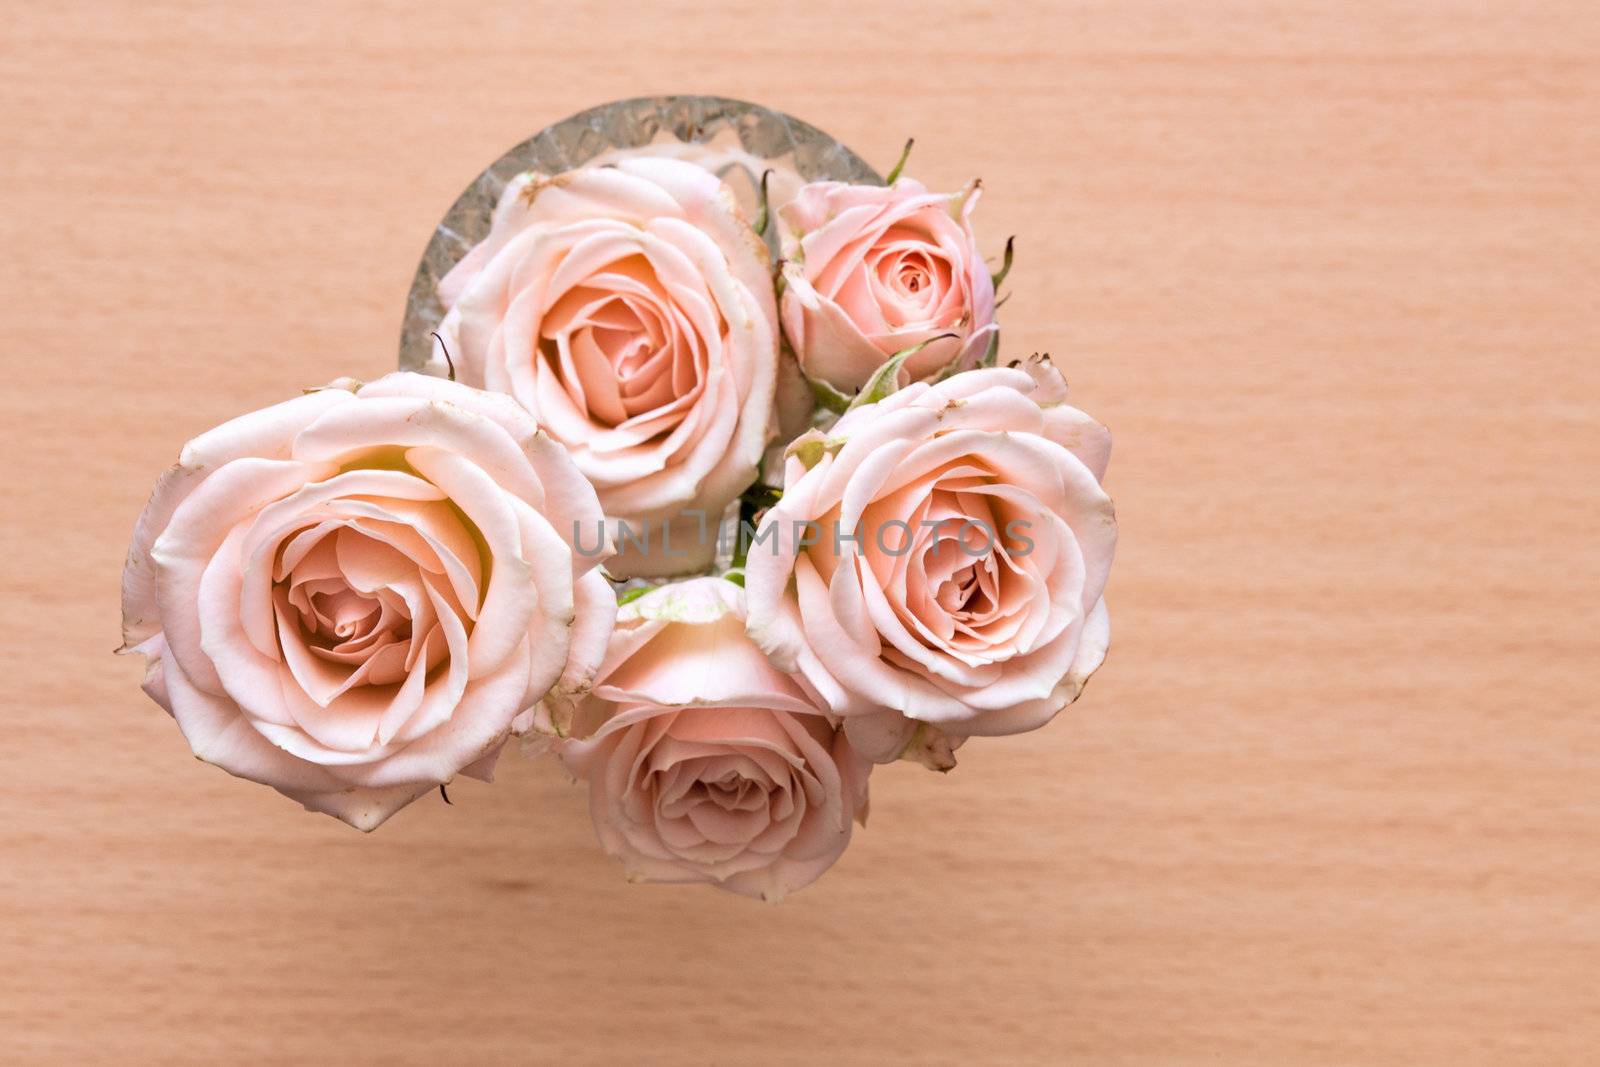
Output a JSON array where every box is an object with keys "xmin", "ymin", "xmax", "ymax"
[{"xmin": 119, "ymin": 116, "xmax": 1117, "ymax": 900}]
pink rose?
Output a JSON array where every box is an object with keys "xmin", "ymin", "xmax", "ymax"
[
  {"xmin": 118, "ymin": 373, "xmax": 615, "ymax": 830},
  {"xmin": 778, "ymin": 177, "xmax": 998, "ymax": 394},
  {"xmin": 434, "ymin": 158, "xmax": 783, "ymax": 577},
  {"xmin": 556, "ymin": 577, "xmax": 870, "ymax": 900},
  {"xmin": 744, "ymin": 358, "xmax": 1115, "ymax": 766}
]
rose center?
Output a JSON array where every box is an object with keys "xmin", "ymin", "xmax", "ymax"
[
  {"xmin": 268, "ymin": 524, "xmax": 455, "ymax": 700},
  {"xmin": 291, "ymin": 582, "xmax": 408, "ymax": 651},
  {"xmin": 873, "ymin": 243, "xmax": 951, "ymax": 319},
  {"xmin": 935, "ymin": 561, "xmax": 995, "ymax": 620},
  {"xmin": 540, "ymin": 267, "xmax": 694, "ymax": 431}
]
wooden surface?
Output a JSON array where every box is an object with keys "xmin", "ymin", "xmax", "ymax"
[{"xmin": 3, "ymin": 2, "xmax": 1597, "ymax": 1063}]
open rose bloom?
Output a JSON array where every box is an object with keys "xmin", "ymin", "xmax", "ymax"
[
  {"xmin": 778, "ymin": 177, "xmax": 998, "ymax": 394},
  {"xmin": 119, "ymin": 373, "xmax": 614, "ymax": 829},
  {"xmin": 121, "ymin": 119, "xmax": 1118, "ymax": 897},
  {"xmin": 745, "ymin": 358, "xmax": 1116, "ymax": 767},
  {"xmin": 554, "ymin": 578, "xmax": 869, "ymax": 900},
  {"xmin": 433, "ymin": 157, "xmax": 784, "ymax": 577}
]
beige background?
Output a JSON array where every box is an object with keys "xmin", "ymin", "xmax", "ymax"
[{"xmin": 3, "ymin": 1, "xmax": 1598, "ymax": 1063}]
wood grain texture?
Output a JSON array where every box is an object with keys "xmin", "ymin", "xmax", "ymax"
[{"xmin": 2, "ymin": 1, "xmax": 1597, "ymax": 1063}]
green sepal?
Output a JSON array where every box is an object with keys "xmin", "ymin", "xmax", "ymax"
[
  {"xmin": 808, "ymin": 376, "xmax": 854, "ymax": 414},
  {"xmin": 990, "ymin": 235, "xmax": 1015, "ymax": 291},
  {"xmin": 845, "ymin": 334, "xmax": 958, "ymax": 413},
  {"xmin": 753, "ymin": 168, "xmax": 774, "ymax": 237},
  {"xmin": 616, "ymin": 586, "xmax": 652, "ymax": 607},
  {"xmin": 885, "ymin": 137, "xmax": 915, "ymax": 185},
  {"xmin": 980, "ymin": 330, "xmax": 1000, "ymax": 368}
]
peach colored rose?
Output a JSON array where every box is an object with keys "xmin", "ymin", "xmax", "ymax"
[
  {"xmin": 434, "ymin": 158, "xmax": 784, "ymax": 577},
  {"xmin": 778, "ymin": 177, "xmax": 998, "ymax": 394},
  {"xmin": 744, "ymin": 357, "xmax": 1115, "ymax": 766},
  {"xmin": 555, "ymin": 577, "xmax": 870, "ymax": 900},
  {"xmin": 118, "ymin": 373, "xmax": 615, "ymax": 830}
]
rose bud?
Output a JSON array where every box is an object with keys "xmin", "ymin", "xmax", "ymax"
[
  {"xmin": 778, "ymin": 177, "xmax": 998, "ymax": 396},
  {"xmin": 744, "ymin": 355, "xmax": 1115, "ymax": 767},
  {"xmin": 552, "ymin": 577, "xmax": 870, "ymax": 901},
  {"xmin": 118, "ymin": 373, "xmax": 615, "ymax": 830},
  {"xmin": 434, "ymin": 158, "xmax": 790, "ymax": 578}
]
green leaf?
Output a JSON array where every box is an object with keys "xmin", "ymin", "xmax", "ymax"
[
  {"xmin": 616, "ymin": 586, "xmax": 652, "ymax": 607},
  {"xmin": 990, "ymin": 235, "xmax": 1015, "ymax": 292},
  {"xmin": 722, "ymin": 568, "xmax": 746, "ymax": 588},
  {"xmin": 885, "ymin": 137, "xmax": 914, "ymax": 185},
  {"xmin": 845, "ymin": 334, "xmax": 959, "ymax": 413}
]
